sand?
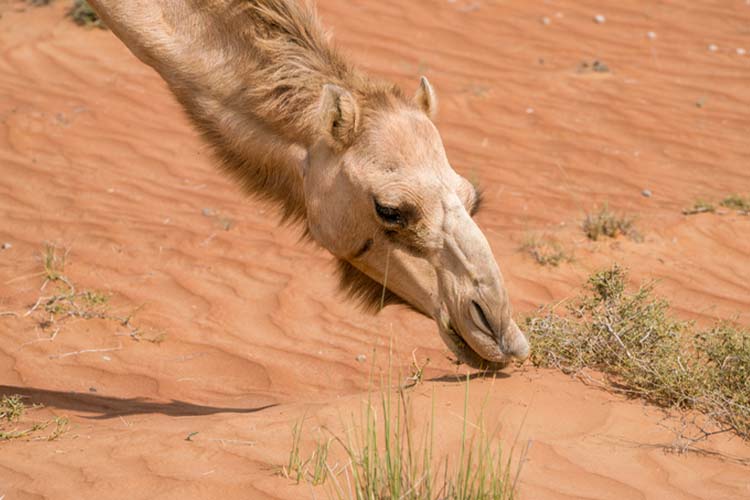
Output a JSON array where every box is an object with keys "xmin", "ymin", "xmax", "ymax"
[{"xmin": 1, "ymin": 1, "xmax": 749, "ymax": 498}]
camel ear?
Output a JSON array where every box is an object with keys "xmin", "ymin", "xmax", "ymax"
[
  {"xmin": 318, "ymin": 84, "xmax": 360, "ymax": 148},
  {"xmin": 414, "ymin": 76, "xmax": 437, "ymax": 118}
]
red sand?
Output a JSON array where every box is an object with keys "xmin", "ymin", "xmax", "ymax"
[{"xmin": 1, "ymin": 1, "xmax": 749, "ymax": 498}]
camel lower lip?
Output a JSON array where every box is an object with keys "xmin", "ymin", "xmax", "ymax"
[{"xmin": 445, "ymin": 322, "xmax": 508, "ymax": 370}]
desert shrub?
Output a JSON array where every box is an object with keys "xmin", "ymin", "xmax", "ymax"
[{"xmin": 525, "ymin": 265, "xmax": 750, "ymax": 439}]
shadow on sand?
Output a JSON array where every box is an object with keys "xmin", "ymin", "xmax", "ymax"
[{"xmin": 0, "ymin": 385, "xmax": 277, "ymax": 420}]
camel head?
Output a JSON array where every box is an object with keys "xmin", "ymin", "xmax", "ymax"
[
  {"xmin": 84, "ymin": 0, "xmax": 528, "ymax": 370},
  {"xmin": 304, "ymin": 78, "xmax": 529, "ymax": 369}
]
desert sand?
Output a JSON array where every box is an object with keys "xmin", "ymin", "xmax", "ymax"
[{"xmin": 1, "ymin": 1, "xmax": 749, "ymax": 499}]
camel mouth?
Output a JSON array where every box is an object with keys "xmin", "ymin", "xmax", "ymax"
[{"xmin": 440, "ymin": 321, "xmax": 509, "ymax": 371}]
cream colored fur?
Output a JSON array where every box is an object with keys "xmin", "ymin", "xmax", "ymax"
[{"xmin": 88, "ymin": 0, "xmax": 529, "ymax": 368}]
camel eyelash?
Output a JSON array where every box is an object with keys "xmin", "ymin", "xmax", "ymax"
[{"xmin": 374, "ymin": 199, "xmax": 405, "ymax": 226}]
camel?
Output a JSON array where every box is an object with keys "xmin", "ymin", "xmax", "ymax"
[{"xmin": 88, "ymin": 0, "xmax": 529, "ymax": 369}]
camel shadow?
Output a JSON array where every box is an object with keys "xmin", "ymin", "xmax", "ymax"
[
  {"xmin": 0, "ymin": 385, "xmax": 277, "ymax": 420},
  {"xmin": 428, "ymin": 370, "xmax": 510, "ymax": 383}
]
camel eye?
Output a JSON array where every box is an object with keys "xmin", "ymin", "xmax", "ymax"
[{"xmin": 374, "ymin": 200, "xmax": 404, "ymax": 226}]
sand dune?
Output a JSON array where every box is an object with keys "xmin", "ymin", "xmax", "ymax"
[{"xmin": 1, "ymin": 1, "xmax": 749, "ymax": 498}]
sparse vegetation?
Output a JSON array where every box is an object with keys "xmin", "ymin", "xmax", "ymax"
[
  {"xmin": 683, "ymin": 194, "xmax": 749, "ymax": 216},
  {"xmin": 682, "ymin": 200, "xmax": 715, "ymax": 215},
  {"xmin": 284, "ymin": 375, "xmax": 524, "ymax": 499},
  {"xmin": 282, "ymin": 415, "xmax": 333, "ymax": 486},
  {"xmin": 1, "ymin": 395, "xmax": 28, "ymax": 423},
  {"xmin": 21, "ymin": 244, "xmax": 164, "ymax": 345},
  {"xmin": 525, "ymin": 265, "xmax": 750, "ymax": 440},
  {"xmin": 719, "ymin": 194, "xmax": 750, "ymax": 213},
  {"xmin": 520, "ymin": 235, "xmax": 572, "ymax": 266},
  {"xmin": 42, "ymin": 242, "xmax": 67, "ymax": 283},
  {"xmin": 0, "ymin": 395, "xmax": 69, "ymax": 442},
  {"xmin": 68, "ymin": 0, "xmax": 105, "ymax": 29},
  {"xmin": 337, "ymin": 381, "xmax": 521, "ymax": 500},
  {"xmin": 402, "ymin": 349, "xmax": 430, "ymax": 388},
  {"xmin": 582, "ymin": 205, "xmax": 636, "ymax": 241}
]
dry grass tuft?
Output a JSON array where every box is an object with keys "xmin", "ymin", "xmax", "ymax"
[
  {"xmin": 683, "ymin": 195, "xmax": 749, "ymax": 216},
  {"xmin": 28, "ymin": 244, "xmax": 161, "ymax": 342},
  {"xmin": 1, "ymin": 395, "xmax": 28, "ymax": 423},
  {"xmin": 520, "ymin": 235, "xmax": 572, "ymax": 267},
  {"xmin": 682, "ymin": 200, "xmax": 716, "ymax": 215},
  {"xmin": 525, "ymin": 265, "xmax": 750, "ymax": 440},
  {"xmin": 719, "ymin": 194, "xmax": 750, "ymax": 213},
  {"xmin": 582, "ymin": 205, "xmax": 636, "ymax": 241}
]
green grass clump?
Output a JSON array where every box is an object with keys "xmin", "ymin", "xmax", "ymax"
[
  {"xmin": 520, "ymin": 235, "xmax": 572, "ymax": 267},
  {"xmin": 525, "ymin": 265, "xmax": 750, "ymax": 439},
  {"xmin": 335, "ymin": 380, "xmax": 521, "ymax": 500},
  {"xmin": 68, "ymin": 0, "xmax": 105, "ymax": 29},
  {"xmin": 582, "ymin": 205, "xmax": 635, "ymax": 241},
  {"xmin": 682, "ymin": 200, "xmax": 715, "ymax": 215},
  {"xmin": 283, "ymin": 416, "xmax": 331, "ymax": 485},
  {"xmin": 283, "ymin": 376, "xmax": 524, "ymax": 499},
  {"xmin": 719, "ymin": 194, "xmax": 750, "ymax": 213}
]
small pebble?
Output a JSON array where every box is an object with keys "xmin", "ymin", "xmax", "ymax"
[
  {"xmin": 355, "ymin": 354, "xmax": 367, "ymax": 363},
  {"xmin": 526, "ymin": 107, "xmax": 535, "ymax": 114},
  {"xmin": 594, "ymin": 14, "xmax": 606, "ymax": 24},
  {"xmin": 737, "ymin": 48, "xmax": 747, "ymax": 56},
  {"xmin": 647, "ymin": 31, "xmax": 657, "ymax": 40},
  {"xmin": 642, "ymin": 189, "xmax": 652, "ymax": 198},
  {"xmin": 708, "ymin": 44, "xmax": 718, "ymax": 52},
  {"xmin": 1, "ymin": 242, "xmax": 11, "ymax": 250},
  {"xmin": 541, "ymin": 16, "xmax": 551, "ymax": 26},
  {"xmin": 201, "ymin": 208, "xmax": 216, "ymax": 217}
]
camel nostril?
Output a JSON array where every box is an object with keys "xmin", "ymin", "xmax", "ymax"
[{"xmin": 470, "ymin": 300, "xmax": 495, "ymax": 336}]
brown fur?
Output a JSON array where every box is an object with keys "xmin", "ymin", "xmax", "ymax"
[
  {"xmin": 193, "ymin": 1, "xmax": 413, "ymax": 310},
  {"xmin": 160, "ymin": 1, "xmax": 408, "ymax": 223},
  {"xmin": 89, "ymin": 0, "xmax": 415, "ymax": 310},
  {"xmin": 335, "ymin": 260, "xmax": 413, "ymax": 313}
]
